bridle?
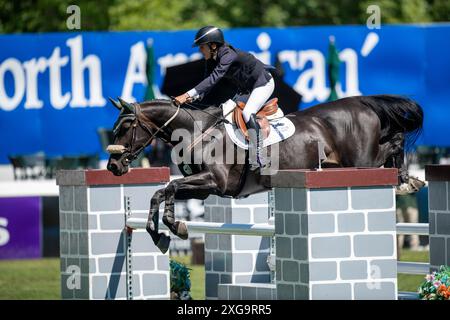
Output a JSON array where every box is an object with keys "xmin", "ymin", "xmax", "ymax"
[
  {"xmin": 107, "ymin": 102, "xmax": 180, "ymax": 167},
  {"xmin": 107, "ymin": 97, "xmax": 231, "ymax": 168}
]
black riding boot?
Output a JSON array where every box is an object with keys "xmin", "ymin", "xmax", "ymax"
[{"xmin": 246, "ymin": 114, "xmax": 269, "ymax": 170}]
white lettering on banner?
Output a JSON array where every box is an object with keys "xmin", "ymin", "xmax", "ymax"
[
  {"xmin": 48, "ymin": 47, "xmax": 71, "ymax": 109},
  {"xmin": 0, "ymin": 32, "xmax": 378, "ymax": 111},
  {"xmin": 276, "ymin": 32, "xmax": 377, "ymax": 103},
  {"xmin": 337, "ymin": 48, "xmax": 362, "ymax": 97},
  {"xmin": 361, "ymin": 32, "xmax": 379, "ymax": 57},
  {"xmin": 250, "ymin": 32, "xmax": 271, "ymax": 65},
  {"xmin": 122, "ymin": 42, "xmax": 201, "ymax": 101},
  {"xmin": 0, "ymin": 35, "xmax": 105, "ymax": 111},
  {"xmin": 121, "ymin": 41, "xmax": 147, "ymax": 102},
  {"xmin": 0, "ymin": 217, "xmax": 10, "ymax": 246},
  {"xmin": 0, "ymin": 58, "xmax": 25, "ymax": 111},
  {"xmin": 67, "ymin": 35, "xmax": 106, "ymax": 107},
  {"xmin": 23, "ymin": 58, "xmax": 47, "ymax": 109},
  {"xmin": 295, "ymin": 50, "xmax": 329, "ymax": 103},
  {"xmin": 278, "ymin": 50, "xmax": 297, "ymax": 70}
]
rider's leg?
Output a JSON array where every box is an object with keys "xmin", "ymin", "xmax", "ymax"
[
  {"xmin": 243, "ymin": 76, "xmax": 274, "ymax": 170},
  {"xmin": 246, "ymin": 114, "xmax": 264, "ymax": 170},
  {"xmin": 242, "ymin": 76, "xmax": 275, "ymax": 122}
]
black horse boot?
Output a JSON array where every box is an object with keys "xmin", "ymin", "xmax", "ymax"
[{"xmin": 246, "ymin": 114, "xmax": 269, "ymax": 171}]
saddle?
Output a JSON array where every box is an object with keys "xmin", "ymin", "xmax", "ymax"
[{"xmin": 232, "ymin": 98, "xmax": 279, "ymax": 140}]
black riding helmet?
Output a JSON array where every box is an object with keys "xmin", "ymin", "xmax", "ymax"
[{"xmin": 192, "ymin": 26, "xmax": 224, "ymax": 47}]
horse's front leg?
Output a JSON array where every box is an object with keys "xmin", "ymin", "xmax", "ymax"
[
  {"xmin": 162, "ymin": 171, "xmax": 219, "ymax": 240},
  {"xmin": 145, "ymin": 188, "xmax": 170, "ymax": 253}
]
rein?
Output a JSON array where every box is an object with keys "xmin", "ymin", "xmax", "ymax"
[
  {"xmin": 172, "ymin": 96, "xmax": 229, "ymax": 124},
  {"xmin": 182, "ymin": 100, "xmax": 236, "ymax": 152}
]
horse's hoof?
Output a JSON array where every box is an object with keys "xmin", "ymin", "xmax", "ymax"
[
  {"xmin": 396, "ymin": 183, "xmax": 410, "ymax": 195},
  {"xmin": 409, "ymin": 176, "xmax": 425, "ymax": 192},
  {"xmin": 396, "ymin": 177, "xmax": 426, "ymax": 195},
  {"xmin": 175, "ymin": 221, "xmax": 189, "ymax": 240},
  {"xmin": 156, "ymin": 233, "xmax": 171, "ymax": 254}
]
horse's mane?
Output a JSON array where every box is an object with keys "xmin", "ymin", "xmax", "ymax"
[{"xmin": 141, "ymin": 99, "xmax": 174, "ymax": 107}]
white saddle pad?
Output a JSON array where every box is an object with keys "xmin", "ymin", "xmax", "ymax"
[{"xmin": 222, "ymin": 102, "xmax": 295, "ymax": 150}]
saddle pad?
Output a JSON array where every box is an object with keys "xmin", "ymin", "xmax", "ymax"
[{"xmin": 223, "ymin": 102, "xmax": 295, "ymax": 150}]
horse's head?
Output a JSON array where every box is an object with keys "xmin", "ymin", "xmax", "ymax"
[{"xmin": 106, "ymin": 98, "xmax": 158, "ymax": 176}]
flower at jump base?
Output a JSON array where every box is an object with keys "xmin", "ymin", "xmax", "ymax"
[{"xmin": 419, "ymin": 265, "xmax": 450, "ymax": 300}]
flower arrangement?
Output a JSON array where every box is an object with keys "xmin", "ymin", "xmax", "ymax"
[
  {"xmin": 170, "ymin": 260, "xmax": 192, "ymax": 300},
  {"xmin": 418, "ymin": 265, "xmax": 450, "ymax": 300}
]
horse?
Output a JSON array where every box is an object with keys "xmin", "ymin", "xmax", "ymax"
[{"xmin": 106, "ymin": 95, "xmax": 424, "ymax": 253}]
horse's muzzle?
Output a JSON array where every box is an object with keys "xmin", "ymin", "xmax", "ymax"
[{"xmin": 107, "ymin": 156, "xmax": 129, "ymax": 176}]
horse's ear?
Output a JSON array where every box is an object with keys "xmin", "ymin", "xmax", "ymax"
[
  {"xmin": 118, "ymin": 97, "xmax": 135, "ymax": 113},
  {"xmin": 108, "ymin": 97, "xmax": 122, "ymax": 110}
]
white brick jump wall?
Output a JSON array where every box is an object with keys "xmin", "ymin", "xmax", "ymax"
[
  {"xmin": 204, "ymin": 192, "xmax": 272, "ymax": 299},
  {"xmin": 57, "ymin": 169, "xmax": 171, "ymax": 300},
  {"xmin": 426, "ymin": 165, "xmax": 450, "ymax": 270}
]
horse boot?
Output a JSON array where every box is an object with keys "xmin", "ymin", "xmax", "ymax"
[
  {"xmin": 162, "ymin": 203, "xmax": 189, "ymax": 240},
  {"xmin": 246, "ymin": 113, "xmax": 269, "ymax": 171},
  {"xmin": 146, "ymin": 208, "xmax": 171, "ymax": 254}
]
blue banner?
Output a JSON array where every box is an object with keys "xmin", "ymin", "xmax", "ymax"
[{"xmin": 0, "ymin": 25, "xmax": 449, "ymax": 164}]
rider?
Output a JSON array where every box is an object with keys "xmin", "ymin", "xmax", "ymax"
[{"xmin": 174, "ymin": 26, "xmax": 274, "ymax": 170}]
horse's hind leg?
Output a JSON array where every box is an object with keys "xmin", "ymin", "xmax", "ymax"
[
  {"xmin": 162, "ymin": 171, "xmax": 219, "ymax": 241},
  {"xmin": 146, "ymin": 188, "xmax": 171, "ymax": 254},
  {"xmin": 381, "ymin": 133, "xmax": 408, "ymax": 183},
  {"xmin": 385, "ymin": 151, "xmax": 409, "ymax": 184},
  {"xmin": 383, "ymin": 133, "xmax": 425, "ymax": 193}
]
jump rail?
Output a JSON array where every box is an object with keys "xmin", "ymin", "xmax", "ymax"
[
  {"xmin": 127, "ymin": 218, "xmax": 432, "ymax": 276},
  {"xmin": 396, "ymin": 223, "xmax": 429, "ymax": 235},
  {"xmin": 127, "ymin": 218, "xmax": 429, "ymax": 237},
  {"xmin": 126, "ymin": 218, "xmax": 275, "ymax": 237}
]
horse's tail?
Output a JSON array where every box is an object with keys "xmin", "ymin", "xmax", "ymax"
[{"xmin": 360, "ymin": 95, "xmax": 424, "ymax": 150}]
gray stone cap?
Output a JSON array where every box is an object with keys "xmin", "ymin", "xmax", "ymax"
[
  {"xmin": 262, "ymin": 167, "xmax": 398, "ymax": 188},
  {"xmin": 56, "ymin": 167, "xmax": 170, "ymax": 186},
  {"xmin": 425, "ymin": 165, "xmax": 450, "ymax": 181}
]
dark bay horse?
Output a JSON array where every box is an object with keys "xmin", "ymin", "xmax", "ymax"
[{"xmin": 107, "ymin": 95, "xmax": 423, "ymax": 253}]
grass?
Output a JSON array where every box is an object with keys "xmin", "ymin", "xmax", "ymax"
[
  {"xmin": 0, "ymin": 258, "xmax": 60, "ymax": 300},
  {"xmin": 397, "ymin": 249, "xmax": 429, "ymax": 293},
  {"xmin": 170, "ymin": 255, "xmax": 205, "ymax": 300},
  {"xmin": 0, "ymin": 250, "xmax": 429, "ymax": 300},
  {"xmin": 0, "ymin": 256, "xmax": 205, "ymax": 300}
]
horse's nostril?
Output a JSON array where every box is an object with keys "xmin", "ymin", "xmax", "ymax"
[{"xmin": 108, "ymin": 162, "xmax": 118, "ymax": 172}]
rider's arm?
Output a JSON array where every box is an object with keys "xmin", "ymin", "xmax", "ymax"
[{"xmin": 187, "ymin": 46, "xmax": 237, "ymax": 100}]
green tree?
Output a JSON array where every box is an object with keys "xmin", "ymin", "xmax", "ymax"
[
  {"xmin": 0, "ymin": 0, "xmax": 112, "ymax": 33},
  {"xmin": 108, "ymin": 0, "xmax": 228, "ymax": 31},
  {"xmin": 0, "ymin": 0, "xmax": 448, "ymax": 33},
  {"xmin": 428, "ymin": 0, "xmax": 450, "ymax": 22},
  {"xmin": 359, "ymin": 0, "xmax": 431, "ymax": 23}
]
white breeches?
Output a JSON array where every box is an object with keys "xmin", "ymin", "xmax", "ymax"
[{"xmin": 242, "ymin": 77, "xmax": 275, "ymax": 122}]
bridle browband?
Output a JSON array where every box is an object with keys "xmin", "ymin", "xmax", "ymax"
[{"xmin": 107, "ymin": 102, "xmax": 180, "ymax": 166}]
